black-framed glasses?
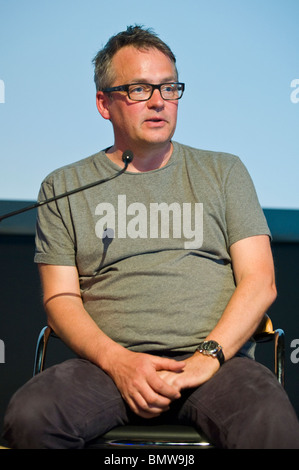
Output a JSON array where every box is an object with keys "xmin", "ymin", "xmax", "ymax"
[{"xmin": 102, "ymin": 82, "xmax": 185, "ymax": 101}]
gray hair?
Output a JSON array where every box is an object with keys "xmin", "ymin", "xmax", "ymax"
[{"xmin": 92, "ymin": 25, "xmax": 178, "ymax": 91}]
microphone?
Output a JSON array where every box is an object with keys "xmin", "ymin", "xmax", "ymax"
[
  {"xmin": 121, "ymin": 149, "xmax": 133, "ymax": 165},
  {"xmin": 0, "ymin": 150, "xmax": 134, "ymax": 222}
]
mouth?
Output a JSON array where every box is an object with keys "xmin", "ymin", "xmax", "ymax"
[{"xmin": 144, "ymin": 117, "xmax": 167, "ymax": 125}]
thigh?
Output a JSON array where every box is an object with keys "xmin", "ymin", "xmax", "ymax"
[
  {"xmin": 4, "ymin": 358, "xmax": 130, "ymax": 448},
  {"xmin": 178, "ymin": 357, "xmax": 299, "ymax": 449}
]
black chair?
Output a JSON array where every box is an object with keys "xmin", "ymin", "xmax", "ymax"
[{"xmin": 33, "ymin": 315, "xmax": 285, "ymax": 449}]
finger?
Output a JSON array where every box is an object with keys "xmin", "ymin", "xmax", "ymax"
[
  {"xmin": 149, "ymin": 372, "xmax": 182, "ymax": 400},
  {"xmin": 152, "ymin": 356, "xmax": 186, "ymax": 372},
  {"xmin": 127, "ymin": 389, "xmax": 170, "ymax": 418},
  {"xmin": 135, "ymin": 407, "xmax": 165, "ymax": 419},
  {"xmin": 139, "ymin": 379, "xmax": 175, "ymax": 407}
]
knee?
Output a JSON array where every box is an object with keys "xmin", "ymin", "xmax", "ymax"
[{"xmin": 3, "ymin": 378, "xmax": 57, "ymax": 449}]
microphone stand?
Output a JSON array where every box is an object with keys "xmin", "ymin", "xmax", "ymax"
[{"xmin": 0, "ymin": 150, "xmax": 133, "ymax": 223}]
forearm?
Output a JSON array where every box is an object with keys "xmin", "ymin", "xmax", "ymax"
[
  {"xmin": 38, "ymin": 263, "xmax": 125, "ymax": 369},
  {"xmin": 39, "ymin": 264, "xmax": 184, "ymax": 418},
  {"xmin": 44, "ymin": 295, "xmax": 125, "ymax": 370},
  {"xmin": 210, "ymin": 236, "xmax": 277, "ymax": 361},
  {"xmin": 159, "ymin": 236, "xmax": 277, "ymax": 391},
  {"xmin": 45, "ymin": 295, "xmax": 184, "ymax": 418},
  {"xmin": 205, "ymin": 271, "xmax": 277, "ymax": 361}
]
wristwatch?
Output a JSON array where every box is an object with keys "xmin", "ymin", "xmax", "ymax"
[{"xmin": 196, "ymin": 340, "xmax": 225, "ymax": 366}]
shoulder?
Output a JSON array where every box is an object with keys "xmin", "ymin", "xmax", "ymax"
[
  {"xmin": 41, "ymin": 150, "xmax": 105, "ymax": 186},
  {"xmin": 173, "ymin": 141, "xmax": 244, "ymax": 177},
  {"xmin": 174, "ymin": 141, "xmax": 240, "ymax": 165}
]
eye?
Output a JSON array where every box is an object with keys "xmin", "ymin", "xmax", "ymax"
[
  {"xmin": 163, "ymin": 84, "xmax": 176, "ymax": 92},
  {"xmin": 131, "ymin": 86, "xmax": 144, "ymax": 94},
  {"xmin": 129, "ymin": 84, "xmax": 151, "ymax": 94}
]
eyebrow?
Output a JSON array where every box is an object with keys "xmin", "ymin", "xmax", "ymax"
[{"xmin": 129, "ymin": 76, "xmax": 178, "ymax": 84}]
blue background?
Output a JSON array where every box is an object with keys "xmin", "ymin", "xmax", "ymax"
[{"xmin": 1, "ymin": 0, "xmax": 298, "ymax": 207}]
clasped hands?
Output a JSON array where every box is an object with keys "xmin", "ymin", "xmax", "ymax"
[{"xmin": 106, "ymin": 349, "xmax": 220, "ymax": 419}]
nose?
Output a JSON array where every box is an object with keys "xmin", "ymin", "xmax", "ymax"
[{"xmin": 147, "ymin": 88, "xmax": 165, "ymax": 109}]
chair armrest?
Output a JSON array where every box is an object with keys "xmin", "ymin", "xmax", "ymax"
[
  {"xmin": 253, "ymin": 315, "xmax": 285, "ymax": 387},
  {"xmin": 34, "ymin": 316, "xmax": 285, "ymax": 387}
]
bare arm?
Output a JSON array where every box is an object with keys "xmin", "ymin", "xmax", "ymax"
[
  {"xmin": 38, "ymin": 264, "xmax": 184, "ymax": 418},
  {"xmin": 159, "ymin": 235, "xmax": 277, "ymax": 389},
  {"xmin": 207, "ymin": 234, "xmax": 277, "ymax": 358}
]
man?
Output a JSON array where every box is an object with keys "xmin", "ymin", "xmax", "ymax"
[{"xmin": 3, "ymin": 25, "xmax": 299, "ymax": 448}]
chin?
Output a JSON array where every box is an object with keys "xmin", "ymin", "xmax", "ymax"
[{"xmin": 143, "ymin": 131, "xmax": 175, "ymax": 146}]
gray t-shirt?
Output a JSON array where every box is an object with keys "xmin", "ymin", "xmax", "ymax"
[{"xmin": 35, "ymin": 141, "xmax": 271, "ymax": 355}]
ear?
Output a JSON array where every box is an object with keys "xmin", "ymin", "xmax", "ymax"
[{"xmin": 96, "ymin": 91, "xmax": 111, "ymax": 120}]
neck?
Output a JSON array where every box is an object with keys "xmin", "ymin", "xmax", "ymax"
[{"xmin": 106, "ymin": 142, "xmax": 173, "ymax": 172}]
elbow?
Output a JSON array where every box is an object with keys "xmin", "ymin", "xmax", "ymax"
[{"xmin": 267, "ymin": 280, "xmax": 277, "ymax": 308}]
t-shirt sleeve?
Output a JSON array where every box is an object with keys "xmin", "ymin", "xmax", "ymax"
[
  {"xmin": 34, "ymin": 178, "xmax": 76, "ymax": 266},
  {"xmin": 224, "ymin": 157, "xmax": 271, "ymax": 247}
]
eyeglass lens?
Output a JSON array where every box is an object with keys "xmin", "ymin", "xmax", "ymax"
[{"xmin": 128, "ymin": 83, "xmax": 183, "ymax": 101}]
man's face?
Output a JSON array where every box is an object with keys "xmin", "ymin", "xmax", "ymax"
[{"xmin": 97, "ymin": 46, "xmax": 179, "ymax": 154}]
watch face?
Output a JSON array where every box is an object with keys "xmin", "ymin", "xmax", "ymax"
[
  {"xmin": 197, "ymin": 340, "xmax": 224, "ymax": 365},
  {"xmin": 202, "ymin": 341, "xmax": 218, "ymax": 353}
]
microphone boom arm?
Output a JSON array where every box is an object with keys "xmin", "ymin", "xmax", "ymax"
[{"xmin": 0, "ymin": 150, "xmax": 133, "ymax": 222}]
